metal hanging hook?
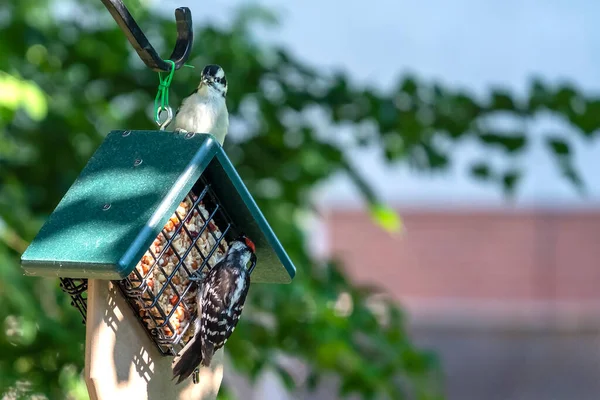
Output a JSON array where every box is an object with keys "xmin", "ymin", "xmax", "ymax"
[
  {"xmin": 100, "ymin": 0, "xmax": 194, "ymax": 72},
  {"xmin": 156, "ymin": 106, "xmax": 173, "ymax": 130}
]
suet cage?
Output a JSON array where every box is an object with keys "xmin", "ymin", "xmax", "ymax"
[
  {"xmin": 21, "ymin": 130, "xmax": 296, "ymax": 356},
  {"xmin": 59, "ymin": 277, "xmax": 88, "ymax": 323}
]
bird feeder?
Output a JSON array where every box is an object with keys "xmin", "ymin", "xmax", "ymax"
[
  {"xmin": 19, "ymin": 1, "xmax": 295, "ymax": 396},
  {"xmin": 21, "ymin": 130, "xmax": 296, "ymax": 356}
]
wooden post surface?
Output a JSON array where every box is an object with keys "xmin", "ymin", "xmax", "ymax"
[{"xmin": 84, "ymin": 279, "xmax": 224, "ymax": 400}]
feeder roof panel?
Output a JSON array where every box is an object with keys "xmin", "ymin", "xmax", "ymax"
[{"xmin": 21, "ymin": 130, "xmax": 295, "ymax": 284}]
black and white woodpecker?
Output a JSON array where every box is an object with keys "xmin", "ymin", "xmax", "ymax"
[
  {"xmin": 172, "ymin": 64, "xmax": 229, "ymax": 145},
  {"xmin": 172, "ymin": 234, "xmax": 257, "ymax": 384}
]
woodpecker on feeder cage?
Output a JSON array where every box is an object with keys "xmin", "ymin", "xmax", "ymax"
[{"xmin": 171, "ymin": 234, "xmax": 256, "ymax": 384}]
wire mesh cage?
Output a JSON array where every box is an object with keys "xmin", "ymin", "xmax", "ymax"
[
  {"xmin": 59, "ymin": 176, "xmax": 239, "ymax": 355},
  {"xmin": 21, "ymin": 130, "xmax": 295, "ymax": 356},
  {"xmin": 118, "ymin": 176, "xmax": 235, "ymax": 355},
  {"xmin": 59, "ymin": 277, "xmax": 88, "ymax": 324}
]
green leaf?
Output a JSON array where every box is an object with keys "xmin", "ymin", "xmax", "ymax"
[
  {"xmin": 274, "ymin": 365, "xmax": 296, "ymax": 390},
  {"xmin": 368, "ymin": 203, "xmax": 404, "ymax": 234},
  {"xmin": 547, "ymin": 136, "xmax": 570, "ymax": 157},
  {"xmin": 500, "ymin": 169, "xmax": 521, "ymax": 197},
  {"xmin": 559, "ymin": 159, "xmax": 586, "ymax": 195},
  {"xmin": 305, "ymin": 371, "xmax": 319, "ymax": 391},
  {"xmin": 233, "ymin": 4, "xmax": 280, "ymax": 31},
  {"xmin": 478, "ymin": 132, "xmax": 526, "ymax": 153},
  {"xmin": 470, "ymin": 163, "xmax": 492, "ymax": 180},
  {"xmin": 421, "ymin": 143, "xmax": 449, "ymax": 170},
  {"xmin": 489, "ymin": 89, "xmax": 517, "ymax": 111},
  {"xmin": 400, "ymin": 77, "xmax": 418, "ymax": 96},
  {"xmin": 552, "ymin": 85, "xmax": 577, "ymax": 113},
  {"xmin": 578, "ymin": 100, "xmax": 600, "ymax": 136},
  {"xmin": 0, "ymin": 72, "xmax": 48, "ymax": 121},
  {"xmin": 527, "ymin": 78, "xmax": 551, "ymax": 112}
]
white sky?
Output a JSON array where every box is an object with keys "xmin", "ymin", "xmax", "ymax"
[{"xmin": 161, "ymin": 0, "xmax": 600, "ymax": 209}]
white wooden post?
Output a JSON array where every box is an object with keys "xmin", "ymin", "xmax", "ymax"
[{"xmin": 84, "ymin": 279, "xmax": 224, "ymax": 400}]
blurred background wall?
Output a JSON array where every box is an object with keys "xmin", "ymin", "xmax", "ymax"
[
  {"xmin": 219, "ymin": 0, "xmax": 600, "ymax": 398},
  {"xmin": 325, "ymin": 209, "xmax": 600, "ymax": 400}
]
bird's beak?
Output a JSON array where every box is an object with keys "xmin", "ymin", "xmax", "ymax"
[{"xmin": 248, "ymin": 253, "xmax": 257, "ymax": 275}]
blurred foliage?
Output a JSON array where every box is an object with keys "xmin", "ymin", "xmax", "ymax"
[{"xmin": 0, "ymin": 0, "xmax": 597, "ymax": 399}]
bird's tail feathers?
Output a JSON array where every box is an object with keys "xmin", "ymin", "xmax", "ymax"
[
  {"xmin": 172, "ymin": 333, "xmax": 203, "ymax": 384},
  {"xmin": 200, "ymin": 341, "xmax": 215, "ymax": 367}
]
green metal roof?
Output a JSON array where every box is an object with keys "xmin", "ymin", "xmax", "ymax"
[{"xmin": 21, "ymin": 130, "xmax": 295, "ymax": 284}]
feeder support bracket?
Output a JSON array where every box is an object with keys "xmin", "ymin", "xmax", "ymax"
[{"xmin": 100, "ymin": 0, "xmax": 194, "ymax": 72}]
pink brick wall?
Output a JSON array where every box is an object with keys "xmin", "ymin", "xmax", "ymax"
[{"xmin": 326, "ymin": 210, "xmax": 600, "ymax": 302}]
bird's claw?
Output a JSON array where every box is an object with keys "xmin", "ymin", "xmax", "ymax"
[
  {"xmin": 174, "ymin": 128, "xmax": 189, "ymax": 134},
  {"xmin": 188, "ymin": 270, "xmax": 205, "ymax": 282}
]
